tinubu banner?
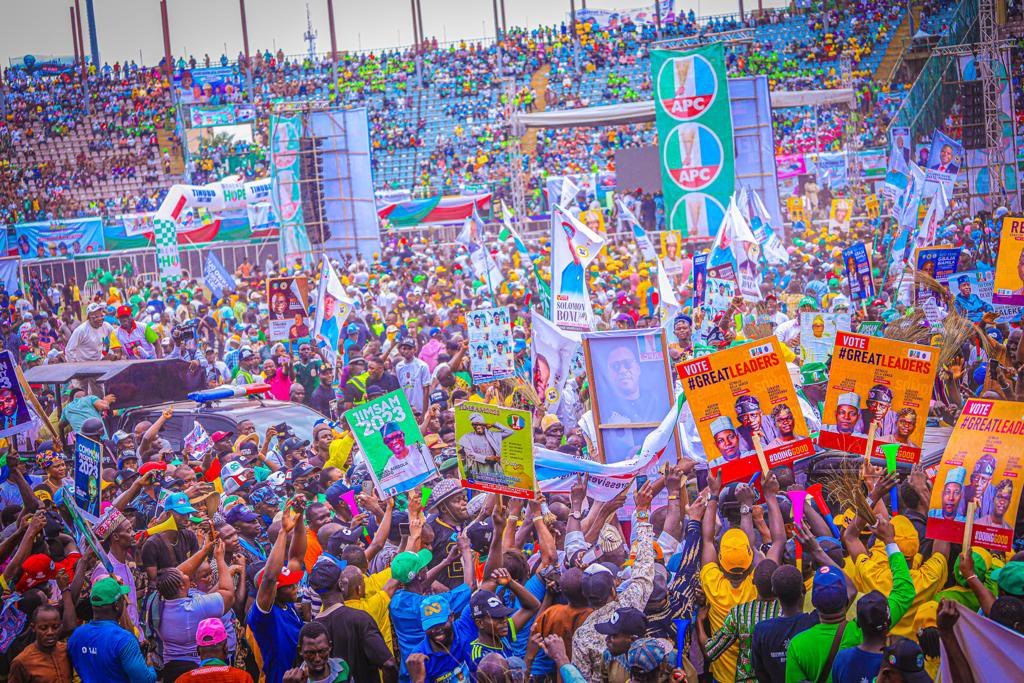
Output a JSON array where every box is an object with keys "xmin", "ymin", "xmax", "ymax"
[
  {"xmin": 925, "ymin": 398, "xmax": 1024, "ymax": 552},
  {"xmin": 467, "ymin": 306, "xmax": 515, "ymax": 384},
  {"xmin": 950, "ymin": 270, "xmax": 1019, "ymax": 323},
  {"xmin": 800, "ymin": 312, "xmax": 851, "ymax": 365},
  {"xmin": 992, "ymin": 215, "xmax": 1024, "ymax": 305},
  {"xmin": 651, "ymin": 43, "xmax": 735, "ymax": 236},
  {"xmin": 14, "ymin": 218, "xmax": 105, "ymax": 260},
  {"xmin": 677, "ymin": 337, "xmax": 812, "ymax": 482},
  {"xmin": 455, "ymin": 401, "xmax": 535, "ymax": 499},
  {"xmin": 818, "ymin": 332, "xmax": 937, "ymax": 465},
  {"xmin": 550, "ymin": 205, "xmax": 605, "ymax": 332}
]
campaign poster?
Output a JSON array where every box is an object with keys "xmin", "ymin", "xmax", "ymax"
[
  {"xmin": 828, "ymin": 198, "xmax": 853, "ymax": 233},
  {"xmin": 467, "ymin": 306, "xmax": 514, "ymax": 384},
  {"xmin": 695, "ymin": 264, "xmax": 738, "ymax": 347},
  {"xmin": 692, "ymin": 252, "xmax": 708, "ymax": 308},
  {"xmin": 311, "ymin": 256, "xmax": 354, "ymax": 363},
  {"xmin": 583, "ymin": 328, "xmax": 679, "ymax": 465},
  {"xmin": 924, "ymin": 129, "xmax": 964, "ymax": 189},
  {"xmin": 950, "ymin": 270, "xmax": 1019, "ymax": 323},
  {"xmin": 925, "ymin": 399, "xmax": 1024, "ymax": 552},
  {"xmin": 531, "ymin": 311, "xmax": 586, "ymax": 429},
  {"xmin": 915, "ymin": 246, "xmax": 961, "ymax": 324},
  {"xmin": 800, "ymin": 312, "xmax": 852, "ymax": 365},
  {"xmin": 843, "ymin": 244, "xmax": 875, "ymax": 302},
  {"xmin": 864, "ymin": 194, "xmax": 880, "ymax": 219},
  {"xmin": 344, "ymin": 390, "xmax": 439, "ymax": 498},
  {"xmin": 550, "ymin": 205, "xmax": 605, "ymax": 332},
  {"xmin": 857, "ymin": 321, "xmax": 885, "ymax": 337},
  {"xmin": 267, "ymin": 276, "xmax": 310, "ymax": 341},
  {"xmin": 818, "ymin": 332, "xmax": 937, "ymax": 465},
  {"xmin": 786, "ymin": 196, "xmax": 806, "ymax": 224},
  {"xmin": 677, "ymin": 337, "xmax": 813, "ymax": 483},
  {"xmin": 14, "ymin": 218, "xmax": 106, "ymax": 260},
  {"xmin": 992, "ymin": 214, "xmax": 1024, "ymax": 305},
  {"xmin": 0, "ymin": 351, "xmax": 32, "ymax": 439},
  {"xmin": 455, "ymin": 401, "xmax": 535, "ymax": 499},
  {"xmin": 74, "ymin": 435, "xmax": 103, "ymax": 517}
]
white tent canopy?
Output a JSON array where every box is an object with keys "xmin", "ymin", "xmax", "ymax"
[{"xmin": 511, "ymin": 88, "xmax": 856, "ymax": 133}]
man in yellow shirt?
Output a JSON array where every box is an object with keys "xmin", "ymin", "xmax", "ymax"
[
  {"xmin": 843, "ymin": 514, "xmax": 949, "ymax": 639},
  {"xmin": 699, "ymin": 472, "xmax": 787, "ymax": 683}
]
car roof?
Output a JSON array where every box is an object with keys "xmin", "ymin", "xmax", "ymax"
[
  {"xmin": 24, "ymin": 359, "xmax": 189, "ymax": 384},
  {"xmin": 127, "ymin": 397, "xmax": 302, "ymax": 416}
]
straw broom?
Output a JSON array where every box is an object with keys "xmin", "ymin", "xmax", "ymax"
[{"xmin": 822, "ymin": 468, "xmax": 878, "ymax": 527}]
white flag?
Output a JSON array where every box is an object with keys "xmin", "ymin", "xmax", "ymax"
[
  {"xmin": 617, "ymin": 197, "xmax": 657, "ymax": 262},
  {"xmin": 312, "ymin": 255, "xmax": 353, "ymax": 363},
  {"xmin": 550, "ymin": 204, "xmax": 605, "ymax": 332}
]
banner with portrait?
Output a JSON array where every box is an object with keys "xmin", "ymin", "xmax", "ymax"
[
  {"xmin": 915, "ymin": 246, "xmax": 961, "ymax": 324},
  {"xmin": 786, "ymin": 197, "xmax": 806, "ymax": 224},
  {"xmin": 818, "ymin": 332, "xmax": 937, "ymax": 465},
  {"xmin": 864, "ymin": 194, "xmax": 880, "ymax": 219},
  {"xmin": 531, "ymin": 312, "xmax": 585, "ymax": 430},
  {"xmin": 266, "ymin": 276, "xmax": 310, "ymax": 341},
  {"xmin": 583, "ymin": 328, "xmax": 679, "ymax": 466},
  {"xmin": 74, "ymin": 435, "xmax": 103, "ymax": 517},
  {"xmin": 455, "ymin": 401, "xmax": 535, "ymax": 499},
  {"xmin": 950, "ymin": 270, "xmax": 1019, "ymax": 323},
  {"xmin": 885, "ymin": 126, "xmax": 912, "ymax": 198},
  {"xmin": 843, "ymin": 243, "xmax": 875, "ymax": 302},
  {"xmin": 692, "ymin": 252, "xmax": 708, "ymax": 309},
  {"xmin": 992, "ymin": 214, "xmax": 1024, "ymax": 305},
  {"xmin": 467, "ymin": 306, "xmax": 515, "ymax": 384},
  {"xmin": 311, "ymin": 257, "xmax": 353, "ymax": 363},
  {"xmin": 925, "ymin": 399, "xmax": 1024, "ymax": 552},
  {"xmin": 344, "ymin": 390, "xmax": 439, "ymax": 498},
  {"xmin": 14, "ymin": 217, "xmax": 106, "ymax": 260},
  {"xmin": 800, "ymin": 312, "xmax": 851, "ymax": 365},
  {"xmin": 550, "ymin": 205, "xmax": 605, "ymax": 332},
  {"xmin": 828, "ymin": 198, "xmax": 854, "ymax": 233},
  {"xmin": 677, "ymin": 337, "xmax": 812, "ymax": 482},
  {"xmin": 924, "ymin": 129, "xmax": 964, "ymax": 193},
  {"xmin": 0, "ymin": 351, "xmax": 32, "ymax": 439}
]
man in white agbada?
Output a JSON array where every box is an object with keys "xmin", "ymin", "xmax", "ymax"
[{"xmin": 458, "ymin": 413, "xmax": 513, "ymax": 479}]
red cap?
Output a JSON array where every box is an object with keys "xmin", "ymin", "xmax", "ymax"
[
  {"xmin": 16, "ymin": 554, "xmax": 57, "ymax": 591},
  {"xmin": 211, "ymin": 431, "xmax": 234, "ymax": 443},
  {"xmin": 116, "ymin": 305, "xmax": 133, "ymax": 318},
  {"xmin": 138, "ymin": 461, "xmax": 168, "ymax": 476},
  {"xmin": 256, "ymin": 565, "xmax": 304, "ymax": 588}
]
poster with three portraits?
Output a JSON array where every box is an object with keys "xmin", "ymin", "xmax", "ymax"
[{"xmin": 678, "ymin": 337, "xmax": 813, "ymax": 483}]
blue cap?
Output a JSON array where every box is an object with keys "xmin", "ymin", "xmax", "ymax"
[
  {"xmin": 420, "ymin": 593, "xmax": 452, "ymax": 630},
  {"xmin": 162, "ymin": 492, "xmax": 198, "ymax": 515},
  {"xmin": 346, "ymin": 323, "xmax": 359, "ymax": 334},
  {"xmin": 811, "ymin": 565, "xmax": 848, "ymax": 613}
]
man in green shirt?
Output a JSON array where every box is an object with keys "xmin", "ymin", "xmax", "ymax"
[
  {"xmin": 293, "ymin": 343, "xmax": 323, "ymax": 401},
  {"xmin": 786, "ymin": 517, "xmax": 913, "ymax": 683}
]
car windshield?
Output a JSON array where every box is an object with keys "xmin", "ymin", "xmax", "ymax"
[{"xmin": 235, "ymin": 403, "xmax": 328, "ymax": 438}]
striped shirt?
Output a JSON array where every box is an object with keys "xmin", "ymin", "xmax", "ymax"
[{"xmin": 705, "ymin": 598, "xmax": 782, "ymax": 682}]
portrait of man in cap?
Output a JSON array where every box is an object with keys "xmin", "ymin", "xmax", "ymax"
[
  {"xmin": 858, "ymin": 384, "xmax": 898, "ymax": 438},
  {"xmin": 378, "ymin": 420, "xmax": 434, "ymax": 496},
  {"xmin": 734, "ymin": 395, "xmax": 780, "ymax": 454},
  {"xmin": 457, "ymin": 412, "xmax": 513, "ymax": 480},
  {"xmin": 708, "ymin": 416, "xmax": 740, "ymax": 469},
  {"xmin": 824, "ymin": 392, "xmax": 863, "ymax": 435},
  {"xmin": 960, "ymin": 453, "xmax": 998, "ymax": 518},
  {"xmin": 929, "ymin": 466, "xmax": 967, "ymax": 522},
  {"xmin": 952, "ymin": 274, "xmax": 992, "ymax": 323}
]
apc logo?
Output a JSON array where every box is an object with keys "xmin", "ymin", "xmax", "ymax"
[
  {"xmin": 656, "ymin": 54, "xmax": 719, "ymax": 121},
  {"xmin": 669, "ymin": 193, "xmax": 725, "ymax": 237},
  {"xmin": 663, "ymin": 124, "xmax": 724, "ymax": 191}
]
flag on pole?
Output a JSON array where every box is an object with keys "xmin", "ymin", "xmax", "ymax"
[
  {"xmin": 458, "ymin": 208, "xmax": 504, "ymax": 295},
  {"xmin": 617, "ymin": 197, "xmax": 658, "ymax": 262},
  {"xmin": 550, "ymin": 204, "xmax": 605, "ymax": 331},
  {"xmin": 203, "ymin": 252, "xmax": 237, "ymax": 301},
  {"xmin": 498, "ymin": 201, "xmax": 531, "ymax": 259},
  {"xmin": 312, "ymin": 255, "xmax": 354, "ymax": 363}
]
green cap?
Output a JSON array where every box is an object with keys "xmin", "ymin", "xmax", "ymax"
[
  {"xmin": 91, "ymin": 576, "xmax": 132, "ymax": 606},
  {"xmin": 798, "ymin": 296, "xmax": 819, "ymax": 310},
  {"xmin": 800, "ymin": 362, "xmax": 829, "ymax": 386},
  {"xmin": 991, "ymin": 561, "xmax": 1024, "ymax": 597},
  {"xmin": 391, "ymin": 548, "xmax": 432, "ymax": 584}
]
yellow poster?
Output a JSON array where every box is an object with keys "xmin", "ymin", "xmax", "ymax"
[
  {"xmin": 992, "ymin": 214, "xmax": 1024, "ymax": 305},
  {"xmin": 828, "ymin": 198, "xmax": 853, "ymax": 233},
  {"xmin": 818, "ymin": 331, "xmax": 937, "ymax": 464},
  {"xmin": 925, "ymin": 398, "xmax": 1024, "ymax": 552},
  {"xmin": 786, "ymin": 197, "xmax": 806, "ymax": 223},
  {"xmin": 676, "ymin": 337, "xmax": 813, "ymax": 483},
  {"xmin": 865, "ymin": 194, "xmax": 880, "ymax": 219}
]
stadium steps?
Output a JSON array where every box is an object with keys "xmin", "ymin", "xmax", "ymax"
[
  {"xmin": 521, "ymin": 64, "xmax": 551, "ymax": 157},
  {"xmin": 876, "ymin": 3, "xmax": 923, "ymax": 83},
  {"xmin": 157, "ymin": 127, "xmax": 185, "ymax": 176}
]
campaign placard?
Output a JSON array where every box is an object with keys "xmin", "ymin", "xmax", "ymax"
[
  {"xmin": 925, "ymin": 399, "xmax": 1024, "ymax": 552},
  {"xmin": 800, "ymin": 312, "xmax": 851, "ymax": 365},
  {"xmin": 455, "ymin": 401, "xmax": 535, "ymax": 499},
  {"xmin": 0, "ymin": 351, "xmax": 32, "ymax": 438},
  {"xmin": 74, "ymin": 434, "xmax": 103, "ymax": 517},
  {"xmin": 818, "ymin": 332, "xmax": 937, "ymax": 465},
  {"xmin": 829, "ymin": 198, "xmax": 853, "ymax": 233},
  {"xmin": 344, "ymin": 391, "xmax": 439, "ymax": 498},
  {"xmin": 992, "ymin": 214, "xmax": 1024, "ymax": 305},
  {"xmin": 677, "ymin": 338, "xmax": 813, "ymax": 482},
  {"xmin": 950, "ymin": 270, "xmax": 1019, "ymax": 323},
  {"xmin": 843, "ymin": 244, "xmax": 875, "ymax": 301},
  {"xmin": 692, "ymin": 252, "xmax": 708, "ymax": 309},
  {"xmin": 915, "ymin": 246, "xmax": 961, "ymax": 324},
  {"xmin": 467, "ymin": 306, "xmax": 515, "ymax": 384},
  {"xmin": 267, "ymin": 275, "xmax": 310, "ymax": 341}
]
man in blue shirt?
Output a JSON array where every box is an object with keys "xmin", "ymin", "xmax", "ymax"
[
  {"xmin": 68, "ymin": 576, "xmax": 156, "ymax": 683},
  {"xmin": 953, "ymin": 275, "xmax": 993, "ymax": 323}
]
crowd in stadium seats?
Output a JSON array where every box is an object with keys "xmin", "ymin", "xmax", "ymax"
[{"xmin": 0, "ymin": 1, "xmax": 997, "ymax": 222}]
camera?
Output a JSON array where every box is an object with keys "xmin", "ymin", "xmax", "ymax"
[{"xmin": 272, "ymin": 422, "xmax": 294, "ymax": 438}]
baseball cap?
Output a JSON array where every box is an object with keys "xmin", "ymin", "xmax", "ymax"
[
  {"xmin": 856, "ymin": 590, "xmax": 892, "ymax": 635},
  {"xmin": 595, "ymin": 607, "xmax": 647, "ymax": 636},
  {"xmin": 881, "ymin": 637, "xmax": 931, "ymax": 683},
  {"xmin": 211, "ymin": 431, "xmax": 233, "ymax": 443},
  {"xmin": 991, "ymin": 561, "xmax": 1024, "ymax": 597},
  {"xmin": 224, "ymin": 504, "xmax": 259, "ymax": 525},
  {"xmin": 391, "ymin": 549, "xmax": 432, "ymax": 584},
  {"xmin": 581, "ymin": 570, "xmax": 616, "ymax": 605},
  {"xmin": 91, "ymin": 576, "xmax": 131, "ymax": 606},
  {"xmin": 16, "ymin": 554, "xmax": 57, "ymax": 591},
  {"xmin": 470, "ymin": 590, "xmax": 515, "ymax": 619},
  {"xmin": 465, "ymin": 519, "xmax": 494, "ymax": 551},
  {"xmin": 308, "ymin": 557, "xmax": 343, "ymax": 594},
  {"xmin": 719, "ymin": 528, "xmax": 753, "ymax": 575},
  {"xmin": 196, "ymin": 618, "xmax": 228, "ymax": 646},
  {"xmin": 811, "ymin": 565, "xmax": 849, "ymax": 614},
  {"xmin": 420, "ymin": 593, "xmax": 452, "ymax": 630},
  {"xmin": 627, "ymin": 638, "xmax": 672, "ymax": 674},
  {"xmin": 87, "ymin": 302, "xmax": 105, "ymax": 314},
  {"xmin": 255, "ymin": 565, "xmax": 304, "ymax": 588},
  {"xmin": 398, "ymin": 337, "xmax": 416, "ymax": 347},
  {"xmin": 162, "ymin": 491, "xmax": 198, "ymax": 515}
]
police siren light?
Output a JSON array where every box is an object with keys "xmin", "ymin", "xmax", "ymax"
[{"xmin": 188, "ymin": 383, "xmax": 272, "ymax": 403}]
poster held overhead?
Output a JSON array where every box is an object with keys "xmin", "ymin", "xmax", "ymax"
[
  {"xmin": 455, "ymin": 401, "xmax": 535, "ymax": 499},
  {"xmin": 266, "ymin": 276, "xmax": 310, "ymax": 342},
  {"xmin": 992, "ymin": 215, "xmax": 1024, "ymax": 305}
]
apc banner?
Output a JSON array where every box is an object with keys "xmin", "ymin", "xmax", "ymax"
[
  {"xmin": 992, "ymin": 215, "xmax": 1024, "ymax": 305},
  {"xmin": 467, "ymin": 306, "xmax": 515, "ymax": 384},
  {"xmin": 455, "ymin": 401, "xmax": 535, "ymax": 499},
  {"xmin": 915, "ymin": 246, "xmax": 961, "ymax": 324},
  {"xmin": 925, "ymin": 399, "xmax": 1024, "ymax": 552},
  {"xmin": 951, "ymin": 270, "xmax": 1018, "ymax": 323},
  {"xmin": 677, "ymin": 338, "xmax": 812, "ymax": 482},
  {"xmin": 266, "ymin": 276, "xmax": 310, "ymax": 341},
  {"xmin": 818, "ymin": 332, "xmax": 937, "ymax": 465},
  {"xmin": 828, "ymin": 198, "xmax": 853, "ymax": 233},
  {"xmin": 344, "ymin": 390, "xmax": 439, "ymax": 498},
  {"xmin": 74, "ymin": 435, "xmax": 103, "ymax": 517},
  {"xmin": 14, "ymin": 218, "xmax": 106, "ymax": 260},
  {"xmin": 651, "ymin": 43, "xmax": 734, "ymax": 236},
  {"xmin": 843, "ymin": 243, "xmax": 875, "ymax": 302}
]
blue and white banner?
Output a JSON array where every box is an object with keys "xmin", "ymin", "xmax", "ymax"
[
  {"xmin": 0, "ymin": 258, "xmax": 20, "ymax": 296},
  {"xmin": 203, "ymin": 252, "xmax": 237, "ymax": 301},
  {"xmin": 14, "ymin": 217, "xmax": 105, "ymax": 260},
  {"xmin": 816, "ymin": 152, "xmax": 848, "ymax": 189},
  {"xmin": 74, "ymin": 435, "xmax": 103, "ymax": 517}
]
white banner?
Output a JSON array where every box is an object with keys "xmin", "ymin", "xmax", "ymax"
[{"xmin": 550, "ymin": 205, "xmax": 605, "ymax": 332}]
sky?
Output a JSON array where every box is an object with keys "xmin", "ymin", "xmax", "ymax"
[{"xmin": 1, "ymin": 0, "xmax": 785, "ymax": 67}]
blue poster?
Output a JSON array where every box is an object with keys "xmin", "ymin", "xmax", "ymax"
[
  {"xmin": 74, "ymin": 434, "xmax": 103, "ymax": 517},
  {"xmin": 0, "ymin": 351, "xmax": 32, "ymax": 439},
  {"xmin": 14, "ymin": 217, "xmax": 105, "ymax": 260},
  {"xmin": 915, "ymin": 246, "xmax": 961, "ymax": 323},
  {"xmin": 174, "ymin": 66, "xmax": 241, "ymax": 105},
  {"xmin": 817, "ymin": 152, "xmax": 849, "ymax": 189},
  {"xmin": 204, "ymin": 253, "xmax": 237, "ymax": 301},
  {"xmin": 843, "ymin": 244, "xmax": 875, "ymax": 302},
  {"xmin": 692, "ymin": 252, "xmax": 708, "ymax": 308},
  {"xmin": 0, "ymin": 258, "xmax": 19, "ymax": 296}
]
